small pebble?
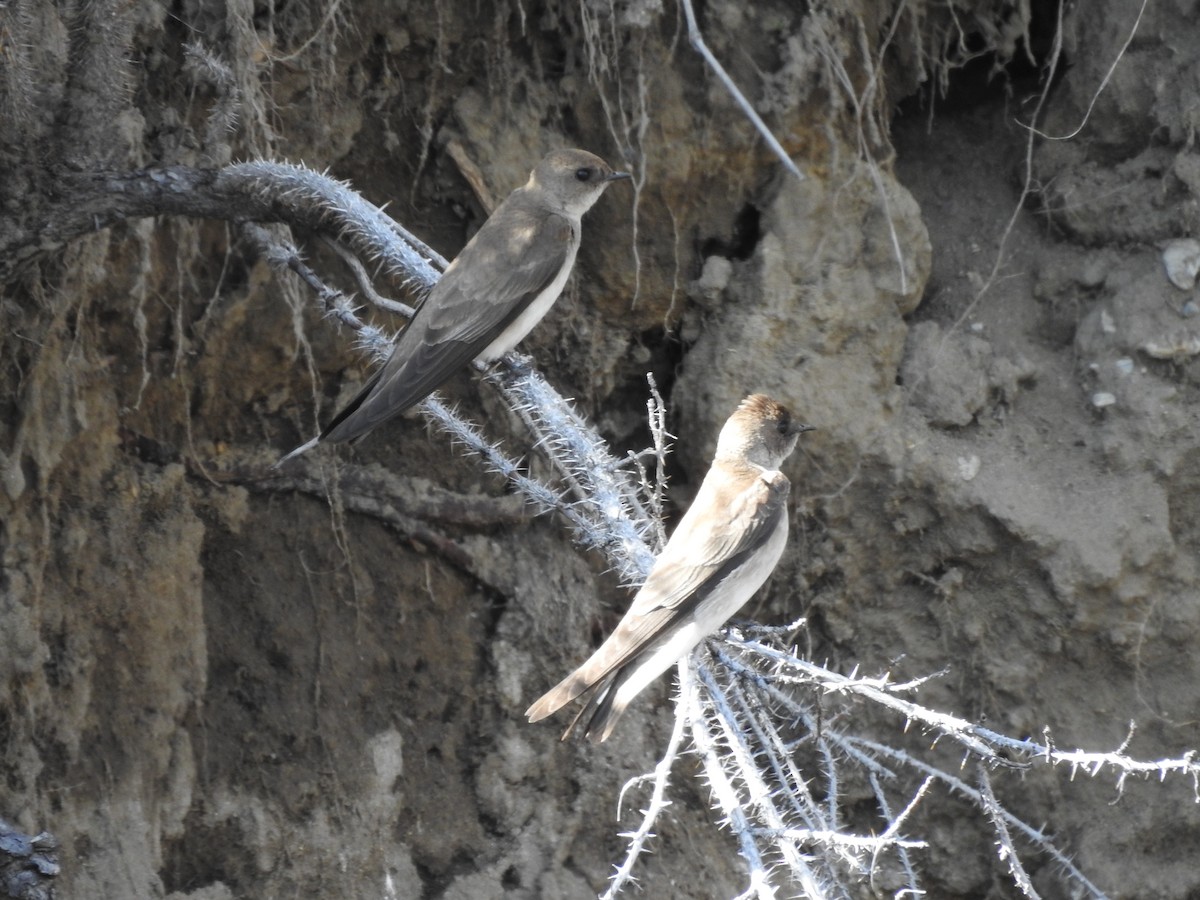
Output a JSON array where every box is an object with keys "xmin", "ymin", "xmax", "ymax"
[
  {"xmin": 1163, "ymin": 239, "xmax": 1200, "ymax": 291},
  {"xmin": 1092, "ymin": 392, "xmax": 1117, "ymax": 408},
  {"xmin": 1079, "ymin": 257, "xmax": 1108, "ymax": 288},
  {"xmin": 1100, "ymin": 310, "xmax": 1116, "ymax": 334},
  {"xmin": 957, "ymin": 455, "xmax": 981, "ymax": 481},
  {"xmin": 1141, "ymin": 333, "xmax": 1200, "ymax": 360},
  {"xmin": 1115, "ymin": 358, "xmax": 1134, "ymax": 375}
]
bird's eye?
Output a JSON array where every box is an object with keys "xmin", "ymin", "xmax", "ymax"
[
  {"xmin": 776, "ymin": 420, "xmax": 790, "ymax": 435},
  {"xmin": 575, "ymin": 167, "xmax": 593, "ymax": 182}
]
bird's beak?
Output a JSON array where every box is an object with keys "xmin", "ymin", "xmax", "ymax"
[
  {"xmin": 606, "ymin": 171, "xmax": 633, "ymax": 183},
  {"xmin": 792, "ymin": 423, "xmax": 817, "ymax": 436}
]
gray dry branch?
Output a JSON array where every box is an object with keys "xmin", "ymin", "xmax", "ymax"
[{"xmin": 8, "ymin": 160, "xmax": 1200, "ymax": 899}]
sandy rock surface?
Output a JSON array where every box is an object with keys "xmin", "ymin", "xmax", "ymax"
[{"xmin": 2, "ymin": 1, "xmax": 1199, "ymax": 897}]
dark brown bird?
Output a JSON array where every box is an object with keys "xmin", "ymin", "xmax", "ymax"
[
  {"xmin": 279, "ymin": 149, "xmax": 630, "ymax": 462},
  {"xmin": 526, "ymin": 394, "xmax": 813, "ymax": 742}
]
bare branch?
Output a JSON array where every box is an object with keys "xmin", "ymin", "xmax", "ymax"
[
  {"xmin": 603, "ymin": 681, "xmax": 689, "ymax": 900},
  {"xmin": 678, "ymin": 0, "xmax": 804, "ymax": 182}
]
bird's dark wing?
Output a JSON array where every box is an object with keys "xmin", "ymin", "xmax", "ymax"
[
  {"xmin": 321, "ymin": 207, "xmax": 574, "ymax": 443},
  {"xmin": 419, "ymin": 206, "xmax": 575, "ymax": 346}
]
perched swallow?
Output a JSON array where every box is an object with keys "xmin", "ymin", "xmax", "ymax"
[
  {"xmin": 526, "ymin": 394, "xmax": 814, "ymax": 742},
  {"xmin": 279, "ymin": 149, "xmax": 630, "ymax": 462}
]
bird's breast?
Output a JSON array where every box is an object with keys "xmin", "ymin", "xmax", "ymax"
[{"xmin": 478, "ymin": 231, "xmax": 580, "ymax": 361}]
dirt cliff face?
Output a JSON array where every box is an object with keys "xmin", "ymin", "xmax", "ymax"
[{"xmin": 2, "ymin": 0, "xmax": 1199, "ymax": 897}]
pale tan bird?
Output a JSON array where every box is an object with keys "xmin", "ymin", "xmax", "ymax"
[
  {"xmin": 526, "ymin": 394, "xmax": 813, "ymax": 742},
  {"xmin": 278, "ymin": 148, "xmax": 630, "ymax": 463}
]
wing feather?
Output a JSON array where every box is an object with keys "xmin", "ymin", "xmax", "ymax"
[{"xmin": 321, "ymin": 206, "xmax": 574, "ymax": 443}]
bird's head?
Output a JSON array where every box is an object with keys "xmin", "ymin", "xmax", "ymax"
[
  {"xmin": 527, "ymin": 149, "xmax": 631, "ymax": 217},
  {"xmin": 716, "ymin": 394, "xmax": 814, "ymax": 469}
]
